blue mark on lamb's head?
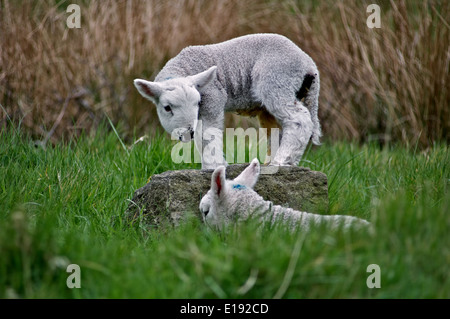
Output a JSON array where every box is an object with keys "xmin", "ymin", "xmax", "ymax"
[{"xmin": 232, "ymin": 184, "xmax": 247, "ymax": 190}]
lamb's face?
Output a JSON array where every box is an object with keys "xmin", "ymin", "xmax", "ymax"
[
  {"xmin": 156, "ymin": 82, "xmax": 200, "ymax": 142},
  {"xmin": 200, "ymin": 183, "xmax": 250, "ymax": 229},
  {"xmin": 199, "ymin": 166, "xmax": 233, "ymax": 229},
  {"xmin": 200, "ymin": 159, "xmax": 261, "ymax": 230},
  {"xmin": 199, "ymin": 188, "xmax": 231, "ymax": 229},
  {"xmin": 134, "ymin": 66, "xmax": 217, "ymax": 142}
]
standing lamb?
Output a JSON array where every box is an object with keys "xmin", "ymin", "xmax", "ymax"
[
  {"xmin": 134, "ymin": 33, "xmax": 321, "ymax": 169},
  {"xmin": 200, "ymin": 158, "xmax": 370, "ymax": 231}
]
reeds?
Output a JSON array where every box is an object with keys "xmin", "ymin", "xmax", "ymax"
[{"xmin": 1, "ymin": 0, "xmax": 448, "ymax": 147}]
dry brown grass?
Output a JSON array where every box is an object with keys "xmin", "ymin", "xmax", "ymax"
[{"xmin": 1, "ymin": 0, "xmax": 448, "ymax": 147}]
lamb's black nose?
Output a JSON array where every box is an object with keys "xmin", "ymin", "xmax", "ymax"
[
  {"xmin": 203, "ymin": 210, "xmax": 209, "ymax": 217},
  {"xmin": 190, "ymin": 130, "xmax": 195, "ymax": 139}
]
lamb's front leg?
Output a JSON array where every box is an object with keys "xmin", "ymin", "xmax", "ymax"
[
  {"xmin": 195, "ymin": 117, "xmax": 227, "ymax": 170},
  {"xmin": 271, "ymin": 102, "xmax": 313, "ymax": 166}
]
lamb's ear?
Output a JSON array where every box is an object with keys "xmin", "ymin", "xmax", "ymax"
[
  {"xmin": 134, "ymin": 79, "xmax": 163, "ymax": 104},
  {"xmin": 233, "ymin": 158, "xmax": 260, "ymax": 189},
  {"xmin": 211, "ymin": 165, "xmax": 227, "ymax": 197},
  {"xmin": 189, "ymin": 66, "xmax": 217, "ymax": 90}
]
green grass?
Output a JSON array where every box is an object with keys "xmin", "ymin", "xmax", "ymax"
[{"xmin": 0, "ymin": 125, "xmax": 449, "ymax": 298}]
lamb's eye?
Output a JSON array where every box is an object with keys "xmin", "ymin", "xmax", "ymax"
[{"xmin": 164, "ymin": 105, "xmax": 172, "ymax": 113}]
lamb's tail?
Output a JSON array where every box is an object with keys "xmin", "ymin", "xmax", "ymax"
[{"xmin": 296, "ymin": 72, "xmax": 322, "ymax": 145}]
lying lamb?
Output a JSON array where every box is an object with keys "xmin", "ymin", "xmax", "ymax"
[
  {"xmin": 134, "ymin": 33, "xmax": 321, "ymax": 169},
  {"xmin": 200, "ymin": 159, "xmax": 370, "ymax": 231}
]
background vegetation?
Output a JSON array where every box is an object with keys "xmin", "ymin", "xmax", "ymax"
[{"xmin": 1, "ymin": 0, "xmax": 448, "ymax": 147}]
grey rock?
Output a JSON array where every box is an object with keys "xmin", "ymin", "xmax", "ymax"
[{"xmin": 125, "ymin": 165, "xmax": 328, "ymax": 227}]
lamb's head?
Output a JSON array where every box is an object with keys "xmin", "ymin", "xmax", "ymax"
[
  {"xmin": 134, "ymin": 66, "xmax": 217, "ymax": 142},
  {"xmin": 200, "ymin": 158, "xmax": 261, "ymax": 229}
]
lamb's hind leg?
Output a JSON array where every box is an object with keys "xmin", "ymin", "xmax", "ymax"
[
  {"xmin": 301, "ymin": 73, "xmax": 321, "ymax": 145},
  {"xmin": 270, "ymin": 101, "xmax": 313, "ymax": 166}
]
